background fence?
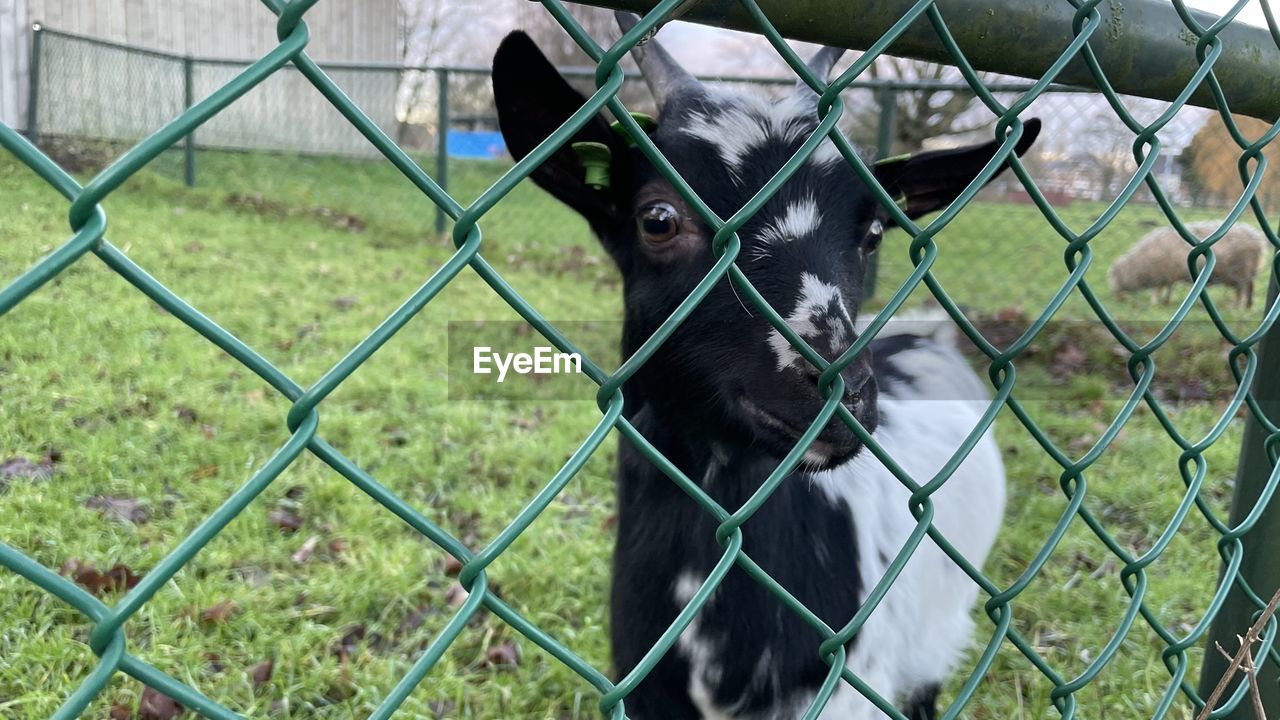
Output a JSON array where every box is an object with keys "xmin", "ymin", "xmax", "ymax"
[
  {"xmin": 28, "ymin": 25, "xmax": 1280, "ymax": 239},
  {"xmin": 3, "ymin": 0, "xmax": 1280, "ymax": 718}
]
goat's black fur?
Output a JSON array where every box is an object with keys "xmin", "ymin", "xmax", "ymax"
[{"xmin": 493, "ymin": 25, "xmax": 1036, "ymax": 718}]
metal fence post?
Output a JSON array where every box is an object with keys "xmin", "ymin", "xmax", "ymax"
[
  {"xmin": 182, "ymin": 56, "xmax": 196, "ymax": 187},
  {"xmin": 1198, "ymin": 270, "xmax": 1280, "ymax": 716},
  {"xmin": 865, "ymin": 84, "xmax": 896, "ymax": 300},
  {"xmin": 434, "ymin": 67, "xmax": 449, "ymax": 235},
  {"xmin": 26, "ymin": 24, "xmax": 42, "ymax": 141}
]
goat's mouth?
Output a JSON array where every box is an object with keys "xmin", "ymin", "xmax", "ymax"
[{"xmin": 735, "ymin": 394, "xmax": 874, "ymax": 470}]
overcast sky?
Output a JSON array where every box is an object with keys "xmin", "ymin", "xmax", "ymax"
[{"xmin": 1188, "ymin": 0, "xmax": 1271, "ymax": 25}]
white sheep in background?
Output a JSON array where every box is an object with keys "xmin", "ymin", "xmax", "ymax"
[{"xmin": 1107, "ymin": 220, "xmax": 1271, "ymax": 307}]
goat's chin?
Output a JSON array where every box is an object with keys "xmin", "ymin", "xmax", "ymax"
[{"xmin": 734, "ymin": 396, "xmax": 877, "ymax": 472}]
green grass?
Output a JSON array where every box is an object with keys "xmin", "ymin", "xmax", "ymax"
[{"xmin": 0, "ymin": 147, "xmax": 1268, "ymax": 719}]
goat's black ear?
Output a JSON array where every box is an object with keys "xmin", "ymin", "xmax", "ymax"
[
  {"xmin": 873, "ymin": 118, "xmax": 1041, "ymax": 222},
  {"xmin": 493, "ymin": 32, "xmax": 627, "ymax": 227}
]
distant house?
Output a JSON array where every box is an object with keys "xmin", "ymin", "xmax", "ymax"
[{"xmin": 1, "ymin": 0, "xmax": 398, "ymax": 154}]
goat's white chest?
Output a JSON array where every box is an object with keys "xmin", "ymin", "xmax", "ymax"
[{"xmin": 672, "ymin": 396, "xmax": 1005, "ymax": 719}]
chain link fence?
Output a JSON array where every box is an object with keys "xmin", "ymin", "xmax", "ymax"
[
  {"xmin": 3, "ymin": 0, "xmax": 1280, "ymax": 718},
  {"xmin": 28, "ymin": 24, "xmax": 1278, "ymax": 274}
]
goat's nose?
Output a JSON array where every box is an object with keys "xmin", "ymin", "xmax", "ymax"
[{"xmin": 801, "ymin": 359, "xmax": 871, "ymax": 399}]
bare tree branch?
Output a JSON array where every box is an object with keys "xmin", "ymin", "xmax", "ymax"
[{"xmin": 1196, "ymin": 586, "xmax": 1280, "ymax": 720}]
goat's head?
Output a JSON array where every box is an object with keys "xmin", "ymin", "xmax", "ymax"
[{"xmin": 493, "ymin": 15, "xmax": 1039, "ymax": 469}]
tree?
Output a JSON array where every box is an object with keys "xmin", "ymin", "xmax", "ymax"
[
  {"xmin": 1081, "ymin": 112, "xmax": 1137, "ymax": 201},
  {"xmin": 844, "ymin": 56, "xmax": 994, "ymax": 154},
  {"xmin": 1184, "ymin": 114, "xmax": 1280, "ymax": 213},
  {"xmin": 510, "ymin": 4, "xmax": 653, "ymax": 114},
  {"xmin": 513, "ymin": 3, "xmax": 619, "ymax": 69},
  {"xmin": 395, "ymin": 0, "xmax": 475, "ymax": 135}
]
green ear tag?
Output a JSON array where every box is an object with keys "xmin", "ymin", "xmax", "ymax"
[
  {"xmin": 874, "ymin": 153, "xmax": 912, "ymax": 167},
  {"xmin": 610, "ymin": 112, "xmax": 659, "ymax": 146},
  {"xmin": 572, "ymin": 142, "xmax": 612, "ymax": 190}
]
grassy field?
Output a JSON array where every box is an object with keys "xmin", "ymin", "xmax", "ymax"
[{"xmin": 0, "ymin": 146, "xmax": 1271, "ymax": 719}]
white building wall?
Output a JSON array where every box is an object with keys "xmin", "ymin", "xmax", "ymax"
[
  {"xmin": 28, "ymin": 0, "xmax": 398, "ymax": 62},
  {"xmin": 18, "ymin": 0, "xmax": 401, "ymax": 154},
  {"xmin": 0, "ymin": 0, "xmax": 30, "ymax": 131}
]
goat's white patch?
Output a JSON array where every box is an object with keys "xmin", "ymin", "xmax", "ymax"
[
  {"xmin": 682, "ymin": 91, "xmax": 820, "ymax": 177},
  {"xmin": 809, "ymin": 136, "xmax": 845, "ymax": 167},
  {"xmin": 767, "ymin": 273, "xmax": 854, "ymax": 372},
  {"xmin": 767, "ymin": 93, "xmax": 817, "ymax": 144},
  {"xmin": 683, "ymin": 108, "xmax": 771, "ymax": 177},
  {"xmin": 803, "ymin": 448, "xmax": 831, "ymax": 468},
  {"xmin": 856, "ymin": 306, "xmax": 990, "ymax": 402},
  {"xmin": 663, "ymin": 321, "xmax": 1005, "ymax": 718},
  {"xmin": 857, "ymin": 304, "xmax": 958, "ymax": 349},
  {"xmin": 701, "ymin": 457, "xmax": 723, "ymax": 488},
  {"xmin": 673, "ymin": 571, "xmax": 703, "ymax": 607},
  {"xmin": 791, "ymin": 345, "xmax": 1005, "ymax": 718},
  {"xmin": 751, "ymin": 195, "xmax": 823, "ymax": 262},
  {"xmin": 868, "ymin": 219, "xmax": 884, "ymax": 238},
  {"xmin": 673, "ymin": 572, "xmax": 731, "ymax": 718},
  {"xmin": 760, "ymin": 195, "xmax": 822, "ymax": 246}
]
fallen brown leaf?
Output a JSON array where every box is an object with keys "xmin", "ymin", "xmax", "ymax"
[
  {"xmin": 483, "ymin": 641, "xmax": 520, "ymax": 668},
  {"xmin": 1050, "ymin": 341, "xmax": 1088, "ymax": 379},
  {"xmin": 397, "ymin": 606, "xmax": 435, "ymax": 637},
  {"xmin": 200, "ymin": 600, "xmax": 240, "ymax": 624},
  {"xmin": 444, "ymin": 585, "xmax": 468, "ymax": 609},
  {"xmin": 332, "ymin": 625, "xmax": 366, "ymax": 658},
  {"xmin": 292, "ymin": 535, "xmax": 320, "ymax": 564},
  {"xmin": 250, "ymin": 658, "xmax": 274, "ymax": 687},
  {"xmin": 62, "ymin": 560, "xmax": 142, "ymax": 595},
  {"xmin": 268, "ymin": 508, "xmax": 303, "ymax": 533},
  {"xmin": 139, "ymin": 686, "xmax": 183, "ymax": 720}
]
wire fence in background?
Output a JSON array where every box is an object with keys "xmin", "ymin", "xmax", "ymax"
[
  {"xmin": 3, "ymin": 0, "xmax": 1280, "ymax": 718},
  {"xmin": 28, "ymin": 25, "xmax": 1278, "ymax": 246}
]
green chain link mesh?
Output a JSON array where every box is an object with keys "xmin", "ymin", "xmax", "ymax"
[{"xmin": 2, "ymin": 0, "xmax": 1280, "ymax": 718}]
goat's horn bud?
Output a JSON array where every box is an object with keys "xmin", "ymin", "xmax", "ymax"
[
  {"xmin": 572, "ymin": 142, "xmax": 612, "ymax": 190},
  {"xmin": 615, "ymin": 11, "xmax": 702, "ymax": 113}
]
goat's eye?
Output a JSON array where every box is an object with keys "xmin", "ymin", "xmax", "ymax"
[
  {"xmin": 638, "ymin": 202, "xmax": 680, "ymax": 243},
  {"xmin": 863, "ymin": 219, "xmax": 885, "ymax": 254}
]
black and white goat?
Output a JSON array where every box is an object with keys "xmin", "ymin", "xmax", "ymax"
[{"xmin": 493, "ymin": 15, "xmax": 1038, "ymax": 719}]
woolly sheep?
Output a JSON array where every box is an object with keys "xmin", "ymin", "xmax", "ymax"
[{"xmin": 1107, "ymin": 220, "xmax": 1270, "ymax": 307}]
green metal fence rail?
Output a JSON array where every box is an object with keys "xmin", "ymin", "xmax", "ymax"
[
  {"xmin": 24, "ymin": 23, "xmax": 1087, "ymax": 235},
  {"xmin": 1, "ymin": 1, "xmax": 1278, "ymax": 719}
]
